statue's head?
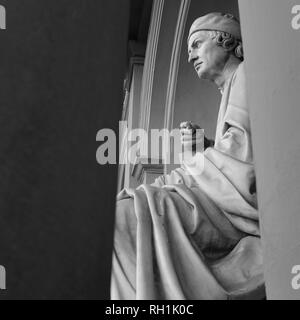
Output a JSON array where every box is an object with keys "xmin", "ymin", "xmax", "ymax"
[{"xmin": 188, "ymin": 12, "xmax": 243, "ymax": 81}]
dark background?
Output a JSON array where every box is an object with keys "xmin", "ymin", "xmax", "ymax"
[{"xmin": 0, "ymin": 0, "xmax": 130, "ymax": 299}]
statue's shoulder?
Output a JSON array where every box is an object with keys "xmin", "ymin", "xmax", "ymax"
[
  {"xmin": 232, "ymin": 62, "xmax": 246, "ymax": 86},
  {"xmin": 230, "ymin": 62, "xmax": 247, "ymax": 108}
]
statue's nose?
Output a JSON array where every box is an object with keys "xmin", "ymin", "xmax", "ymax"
[{"xmin": 188, "ymin": 50, "xmax": 197, "ymax": 63}]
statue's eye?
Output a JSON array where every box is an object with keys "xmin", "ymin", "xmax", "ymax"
[{"xmin": 194, "ymin": 40, "xmax": 202, "ymax": 48}]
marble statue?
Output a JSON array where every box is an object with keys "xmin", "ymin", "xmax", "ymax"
[{"xmin": 111, "ymin": 12, "xmax": 264, "ymax": 300}]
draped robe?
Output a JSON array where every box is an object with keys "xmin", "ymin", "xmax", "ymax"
[{"xmin": 111, "ymin": 62, "xmax": 265, "ymax": 300}]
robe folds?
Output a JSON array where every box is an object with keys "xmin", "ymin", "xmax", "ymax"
[{"xmin": 111, "ymin": 62, "xmax": 265, "ymax": 300}]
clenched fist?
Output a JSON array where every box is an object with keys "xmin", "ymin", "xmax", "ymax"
[{"xmin": 180, "ymin": 121, "xmax": 212, "ymax": 153}]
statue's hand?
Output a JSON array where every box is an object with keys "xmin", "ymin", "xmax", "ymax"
[
  {"xmin": 180, "ymin": 121, "xmax": 201, "ymax": 131},
  {"xmin": 180, "ymin": 121, "xmax": 212, "ymax": 152},
  {"xmin": 180, "ymin": 121, "xmax": 204, "ymax": 153}
]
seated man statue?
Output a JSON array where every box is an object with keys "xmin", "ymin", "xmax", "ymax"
[{"xmin": 111, "ymin": 12, "xmax": 264, "ymax": 300}]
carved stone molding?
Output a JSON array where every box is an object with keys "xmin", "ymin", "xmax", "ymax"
[
  {"xmin": 139, "ymin": 0, "xmax": 165, "ymax": 132},
  {"xmin": 163, "ymin": 0, "xmax": 191, "ymax": 174},
  {"xmin": 164, "ymin": 0, "xmax": 191, "ymax": 132},
  {"xmin": 132, "ymin": 157, "xmax": 164, "ymax": 185},
  {"xmin": 122, "ymin": 56, "xmax": 145, "ymax": 121}
]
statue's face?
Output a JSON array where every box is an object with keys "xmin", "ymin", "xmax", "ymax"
[{"xmin": 188, "ymin": 31, "xmax": 230, "ymax": 81}]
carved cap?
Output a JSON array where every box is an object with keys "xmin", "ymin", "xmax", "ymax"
[{"xmin": 188, "ymin": 12, "xmax": 242, "ymax": 41}]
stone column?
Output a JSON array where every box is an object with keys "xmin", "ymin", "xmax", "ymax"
[{"xmin": 240, "ymin": 0, "xmax": 300, "ymax": 300}]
